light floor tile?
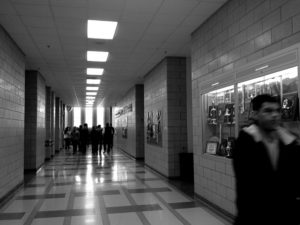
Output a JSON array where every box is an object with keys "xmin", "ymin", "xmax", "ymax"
[
  {"xmin": 31, "ymin": 217, "xmax": 64, "ymax": 225},
  {"xmin": 4, "ymin": 200, "xmax": 38, "ymax": 212},
  {"xmin": 40, "ymin": 198, "xmax": 68, "ymax": 211},
  {"xmin": 131, "ymin": 193, "xmax": 161, "ymax": 205},
  {"xmin": 70, "ymin": 215, "xmax": 102, "ymax": 225},
  {"xmin": 49, "ymin": 186, "xmax": 71, "ymax": 194},
  {"xmin": 73, "ymin": 196, "xmax": 98, "ymax": 209},
  {"xmin": 143, "ymin": 209, "xmax": 182, "ymax": 225},
  {"xmin": 0, "ymin": 220, "xmax": 23, "ymax": 225},
  {"xmin": 177, "ymin": 207, "xmax": 226, "ymax": 225},
  {"xmin": 103, "ymin": 195, "xmax": 130, "ymax": 207},
  {"xmin": 109, "ymin": 213, "xmax": 143, "ymax": 225},
  {"xmin": 17, "ymin": 187, "xmax": 46, "ymax": 196},
  {"xmin": 144, "ymin": 180, "xmax": 169, "ymax": 188},
  {"xmin": 157, "ymin": 191, "xmax": 189, "ymax": 203},
  {"xmin": 121, "ymin": 181, "xmax": 146, "ymax": 189}
]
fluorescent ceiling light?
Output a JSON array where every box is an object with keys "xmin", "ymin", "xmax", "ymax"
[
  {"xmin": 87, "ymin": 51, "xmax": 108, "ymax": 62},
  {"xmin": 87, "ymin": 68, "xmax": 104, "ymax": 75},
  {"xmin": 86, "ymin": 92, "xmax": 97, "ymax": 96},
  {"xmin": 88, "ymin": 20, "xmax": 118, "ymax": 39},
  {"xmin": 86, "ymin": 86, "xmax": 99, "ymax": 91},
  {"xmin": 86, "ymin": 96, "xmax": 95, "ymax": 99},
  {"xmin": 87, "ymin": 79, "xmax": 101, "ymax": 85}
]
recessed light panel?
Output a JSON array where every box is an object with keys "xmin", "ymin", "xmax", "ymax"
[
  {"xmin": 86, "ymin": 96, "xmax": 95, "ymax": 99},
  {"xmin": 87, "ymin": 79, "xmax": 101, "ymax": 85},
  {"xmin": 88, "ymin": 20, "xmax": 118, "ymax": 39},
  {"xmin": 87, "ymin": 51, "xmax": 108, "ymax": 62},
  {"xmin": 87, "ymin": 68, "xmax": 104, "ymax": 75},
  {"xmin": 86, "ymin": 92, "xmax": 97, "ymax": 96},
  {"xmin": 86, "ymin": 87, "xmax": 99, "ymax": 91}
]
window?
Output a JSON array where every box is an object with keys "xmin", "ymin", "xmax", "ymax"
[
  {"xmin": 85, "ymin": 107, "xmax": 93, "ymax": 127},
  {"xmin": 73, "ymin": 107, "xmax": 81, "ymax": 127},
  {"xmin": 97, "ymin": 107, "xmax": 104, "ymax": 126}
]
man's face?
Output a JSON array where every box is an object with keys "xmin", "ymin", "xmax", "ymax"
[{"xmin": 255, "ymin": 102, "xmax": 281, "ymax": 131}]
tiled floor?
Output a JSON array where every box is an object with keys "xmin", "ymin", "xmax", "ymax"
[{"xmin": 0, "ymin": 148, "xmax": 232, "ymax": 225}]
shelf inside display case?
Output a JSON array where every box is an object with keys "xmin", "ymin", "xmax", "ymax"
[{"xmin": 203, "ymin": 85, "xmax": 235, "ymax": 158}]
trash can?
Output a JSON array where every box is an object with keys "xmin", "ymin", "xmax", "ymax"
[
  {"xmin": 179, "ymin": 152, "xmax": 194, "ymax": 182},
  {"xmin": 45, "ymin": 139, "xmax": 52, "ymax": 160}
]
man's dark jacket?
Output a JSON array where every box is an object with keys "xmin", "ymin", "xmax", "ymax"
[{"xmin": 233, "ymin": 125, "xmax": 300, "ymax": 225}]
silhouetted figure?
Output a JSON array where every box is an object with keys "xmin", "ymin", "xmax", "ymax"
[
  {"xmin": 97, "ymin": 125, "xmax": 103, "ymax": 154},
  {"xmin": 71, "ymin": 127, "xmax": 80, "ymax": 154},
  {"xmin": 90, "ymin": 126, "xmax": 99, "ymax": 155}
]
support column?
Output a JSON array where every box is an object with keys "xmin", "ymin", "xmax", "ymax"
[
  {"xmin": 81, "ymin": 107, "xmax": 85, "ymax": 125},
  {"xmin": 55, "ymin": 97, "xmax": 61, "ymax": 152},
  {"xmin": 93, "ymin": 107, "xmax": 97, "ymax": 126},
  {"xmin": 45, "ymin": 86, "xmax": 52, "ymax": 160},
  {"xmin": 67, "ymin": 107, "xmax": 74, "ymax": 128},
  {"xmin": 24, "ymin": 70, "xmax": 46, "ymax": 170},
  {"xmin": 51, "ymin": 92, "xmax": 55, "ymax": 156}
]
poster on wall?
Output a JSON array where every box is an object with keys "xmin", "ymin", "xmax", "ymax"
[
  {"xmin": 122, "ymin": 116, "xmax": 128, "ymax": 138},
  {"xmin": 146, "ymin": 110, "xmax": 162, "ymax": 146}
]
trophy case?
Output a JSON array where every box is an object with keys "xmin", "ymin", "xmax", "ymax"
[
  {"xmin": 201, "ymin": 66, "xmax": 300, "ymax": 158},
  {"xmin": 203, "ymin": 85, "xmax": 235, "ymax": 157},
  {"xmin": 237, "ymin": 67, "xmax": 299, "ymax": 133}
]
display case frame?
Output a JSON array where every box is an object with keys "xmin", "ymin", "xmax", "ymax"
[{"xmin": 199, "ymin": 45, "xmax": 300, "ymax": 159}]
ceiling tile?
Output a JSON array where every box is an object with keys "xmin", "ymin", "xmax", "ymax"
[
  {"xmin": 124, "ymin": 0, "xmax": 163, "ymax": 13},
  {"xmin": 14, "ymin": 3, "xmax": 52, "ymax": 17},
  {"xmin": 0, "ymin": 0, "xmax": 17, "ymax": 15},
  {"xmin": 20, "ymin": 16, "xmax": 55, "ymax": 28}
]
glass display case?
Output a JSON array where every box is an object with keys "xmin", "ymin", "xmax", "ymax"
[
  {"xmin": 203, "ymin": 85, "xmax": 235, "ymax": 157},
  {"xmin": 202, "ymin": 66, "xmax": 300, "ymax": 158},
  {"xmin": 237, "ymin": 67, "xmax": 299, "ymax": 130}
]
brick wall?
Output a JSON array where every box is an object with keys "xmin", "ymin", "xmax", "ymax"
[
  {"xmin": 0, "ymin": 26, "xmax": 25, "ymax": 200},
  {"xmin": 144, "ymin": 59, "xmax": 168, "ymax": 175},
  {"xmin": 191, "ymin": 0, "xmax": 300, "ymax": 216},
  {"xmin": 144, "ymin": 57, "xmax": 187, "ymax": 177}
]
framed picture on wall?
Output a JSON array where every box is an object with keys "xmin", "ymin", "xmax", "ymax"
[{"xmin": 206, "ymin": 141, "xmax": 218, "ymax": 155}]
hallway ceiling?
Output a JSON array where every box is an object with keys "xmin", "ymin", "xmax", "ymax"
[{"xmin": 0, "ymin": 0, "xmax": 227, "ymax": 107}]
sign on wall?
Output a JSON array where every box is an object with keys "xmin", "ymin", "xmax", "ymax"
[{"xmin": 146, "ymin": 110, "xmax": 162, "ymax": 146}]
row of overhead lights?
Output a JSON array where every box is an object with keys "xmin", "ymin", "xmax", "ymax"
[{"xmin": 85, "ymin": 20, "xmax": 118, "ymax": 107}]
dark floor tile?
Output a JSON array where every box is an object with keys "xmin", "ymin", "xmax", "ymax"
[
  {"xmin": 0, "ymin": 212, "xmax": 25, "ymax": 220},
  {"xmin": 169, "ymin": 201, "xmax": 201, "ymax": 209},
  {"xmin": 106, "ymin": 204, "xmax": 162, "ymax": 214},
  {"xmin": 16, "ymin": 193, "xmax": 65, "ymax": 200},
  {"xmin": 35, "ymin": 209, "xmax": 95, "ymax": 218},
  {"xmin": 127, "ymin": 187, "xmax": 171, "ymax": 193}
]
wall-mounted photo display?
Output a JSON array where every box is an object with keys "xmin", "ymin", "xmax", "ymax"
[
  {"xmin": 122, "ymin": 117, "xmax": 128, "ymax": 138},
  {"xmin": 146, "ymin": 110, "xmax": 162, "ymax": 146}
]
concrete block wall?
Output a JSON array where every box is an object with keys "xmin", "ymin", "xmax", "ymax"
[
  {"xmin": 24, "ymin": 71, "xmax": 46, "ymax": 170},
  {"xmin": 191, "ymin": 0, "xmax": 300, "ymax": 216},
  {"xmin": 114, "ymin": 85, "xmax": 144, "ymax": 158},
  {"xmin": 144, "ymin": 60, "xmax": 168, "ymax": 176},
  {"xmin": 166, "ymin": 57, "xmax": 187, "ymax": 176},
  {"xmin": 144, "ymin": 57, "xmax": 187, "ymax": 177},
  {"xmin": 0, "ymin": 26, "xmax": 25, "ymax": 200}
]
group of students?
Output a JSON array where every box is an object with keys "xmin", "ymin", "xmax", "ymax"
[{"xmin": 63, "ymin": 122, "xmax": 115, "ymax": 156}]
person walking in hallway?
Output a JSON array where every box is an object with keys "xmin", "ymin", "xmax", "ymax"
[{"xmin": 233, "ymin": 94, "xmax": 300, "ymax": 225}]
